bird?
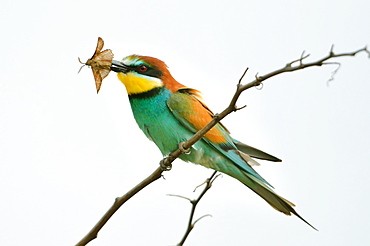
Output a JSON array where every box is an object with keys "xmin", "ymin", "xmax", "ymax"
[{"xmin": 110, "ymin": 55, "xmax": 316, "ymax": 230}]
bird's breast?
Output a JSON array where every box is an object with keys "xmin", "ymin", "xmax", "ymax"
[{"xmin": 128, "ymin": 88, "xmax": 192, "ymax": 155}]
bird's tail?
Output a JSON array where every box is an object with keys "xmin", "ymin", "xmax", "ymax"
[
  {"xmin": 217, "ymin": 159, "xmax": 317, "ymax": 230},
  {"xmin": 245, "ymin": 173, "xmax": 317, "ymax": 230}
]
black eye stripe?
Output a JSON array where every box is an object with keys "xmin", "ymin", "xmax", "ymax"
[
  {"xmin": 135, "ymin": 66, "xmax": 162, "ymax": 78},
  {"xmin": 123, "ymin": 64, "xmax": 163, "ymax": 79}
]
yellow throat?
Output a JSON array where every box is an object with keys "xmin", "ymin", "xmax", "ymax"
[{"xmin": 117, "ymin": 72, "xmax": 163, "ymax": 95}]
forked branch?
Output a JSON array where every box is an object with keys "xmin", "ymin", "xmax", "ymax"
[{"xmin": 167, "ymin": 171, "xmax": 219, "ymax": 246}]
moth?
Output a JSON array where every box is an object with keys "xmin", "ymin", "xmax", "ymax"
[{"xmin": 79, "ymin": 37, "xmax": 114, "ymax": 93}]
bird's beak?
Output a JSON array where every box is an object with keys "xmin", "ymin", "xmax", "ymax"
[{"xmin": 110, "ymin": 60, "xmax": 129, "ymax": 73}]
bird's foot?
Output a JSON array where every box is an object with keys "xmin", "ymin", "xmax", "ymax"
[
  {"xmin": 160, "ymin": 158, "xmax": 172, "ymax": 171},
  {"xmin": 178, "ymin": 142, "xmax": 191, "ymax": 155}
]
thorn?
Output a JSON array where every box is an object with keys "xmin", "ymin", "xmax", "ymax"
[
  {"xmin": 330, "ymin": 44, "xmax": 335, "ymax": 56},
  {"xmin": 300, "ymin": 50, "xmax": 306, "ymax": 66},
  {"xmin": 193, "ymin": 214, "xmax": 212, "ymax": 225},
  {"xmin": 234, "ymin": 105, "xmax": 247, "ymax": 111},
  {"xmin": 255, "ymin": 74, "xmax": 264, "ymax": 83},
  {"xmin": 286, "ymin": 53, "xmax": 311, "ymax": 68},
  {"xmin": 254, "ymin": 73, "xmax": 263, "ymax": 87},
  {"xmin": 193, "ymin": 179, "xmax": 209, "ymax": 192},
  {"xmin": 167, "ymin": 194, "xmax": 192, "ymax": 202},
  {"xmin": 194, "ymin": 171, "xmax": 219, "ymax": 192},
  {"xmin": 238, "ymin": 67, "xmax": 249, "ymax": 85},
  {"xmin": 211, "ymin": 173, "xmax": 222, "ymax": 184}
]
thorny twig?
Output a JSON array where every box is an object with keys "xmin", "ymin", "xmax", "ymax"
[{"xmin": 76, "ymin": 46, "xmax": 369, "ymax": 246}]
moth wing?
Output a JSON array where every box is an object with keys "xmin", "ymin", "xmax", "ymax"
[
  {"xmin": 91, "ymin": 67, "xmax": 103, "ymax": 93},
  {"xmin": 93, "ymin": 49, "xmax": 114, "ymax": 66},
  {"xmin": 98, "ymin": 67, "xmax": 110, "ymax": 80},
  {"xmin": 93, "ymin": 37, "xmax": 104, "ymax": 56}
]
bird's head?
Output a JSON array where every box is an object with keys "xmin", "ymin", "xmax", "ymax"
[{"xmin": 111, "ymin": 55, "xmax": 184, "ymax": 95}]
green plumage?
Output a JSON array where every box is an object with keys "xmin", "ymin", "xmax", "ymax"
[{"xmin": 128, "ymin": 86, "xmax": 316, "ymax": 230}]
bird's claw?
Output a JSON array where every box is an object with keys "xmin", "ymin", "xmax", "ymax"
[
  {"xmin": 160, "ymin": 158, "xmax": 172, "ymax": 171},
  {"xmin": 179, "ymin": 142, "xmax": 191, "ymax": 155}
]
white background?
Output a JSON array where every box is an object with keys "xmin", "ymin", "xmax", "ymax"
[{"xmin": 1, "ymin": 0, "xmax": 370, "ymax": 245}]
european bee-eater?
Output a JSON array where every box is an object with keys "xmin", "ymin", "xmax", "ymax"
[{"xmin": 110, "ymin": 55, "xmax": 316, "ymax": 230}]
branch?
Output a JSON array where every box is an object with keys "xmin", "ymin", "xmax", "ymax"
[
  {"xmin": 161, "ymin": 46, "xmax": 369, "ymax": 170},
  {"xmin": 76, "ymin": 167, "xmax": 163, "ymax": 246},
  {"xmin": 167, "ymin": 171, "xmax": 219, "ymax": 246},
  {"xmin": 76, "ymin": 46, "xmax": 369, "ymax": 245}
]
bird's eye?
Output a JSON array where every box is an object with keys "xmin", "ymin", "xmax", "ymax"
[{"xmin": 138, "ymin": 65, "xmax": 147, "ymax": 72}]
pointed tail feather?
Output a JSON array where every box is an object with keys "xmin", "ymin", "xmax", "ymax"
[
  {"xmin": 247, "ymin": 174, "xmax": 318, "ymax": 230},
  {"xmin": 233, "ymin": 139, "xmax": 282, "ymax": 162}
]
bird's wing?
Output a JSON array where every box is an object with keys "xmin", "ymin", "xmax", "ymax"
[
  {"xmin": 168, "ymin": 89, "xmax": 318, "ymax": 229},
  {"xmin": 167, "ymin": 88, "xmax": 271, "ymax": 185},
  {"xmin": 167, "ymin": 88, "xmax": 233, "ymax": 148}
]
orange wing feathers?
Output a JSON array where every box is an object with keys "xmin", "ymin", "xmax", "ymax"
[{"xmin": 172, "ymin": 88, "xmax": 229, "ymax": 144}]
